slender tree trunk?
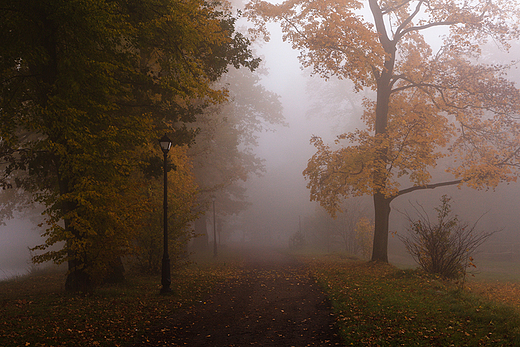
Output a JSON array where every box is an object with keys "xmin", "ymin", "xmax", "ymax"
[
  {"xmin": 193, "ymin": 216, "xmax": 209, "ymax": 250},
  {"xmin": 371, "ymin": 192, "xmax": 391, "ymax": 262}
]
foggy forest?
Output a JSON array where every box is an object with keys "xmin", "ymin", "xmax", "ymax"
[
  {"xmin": 0, "ymin": 0, "xmax": 520, "ymax": 277},
  {"xmin": 2, "ymin": 0, "xmax": 520, "ymax": 282},
  {"xmin": 5, "ymin": 0, "xmax": 520, "ymax": 346}
]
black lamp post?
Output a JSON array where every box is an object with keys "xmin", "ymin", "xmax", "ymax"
[
  {"xmin": 159, "ymin": 134, "xmax": 172, "ymax": 294},
  {"xmin": 212, "ymin": 195, "xmax": 217, "ymax": 258}
]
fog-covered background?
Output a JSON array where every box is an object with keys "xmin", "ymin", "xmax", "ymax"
[{"xmin": 2, "ymin": 7, "xmax": 520, "ymax": 280}]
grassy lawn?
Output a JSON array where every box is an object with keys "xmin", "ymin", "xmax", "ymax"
[
  {"xmin": 0, "ymin": 252, "xmax": 244, "ymax": 347},
  {"xmin": 304, "ymin": 253, "xmax": 520, "ymax": 346}
]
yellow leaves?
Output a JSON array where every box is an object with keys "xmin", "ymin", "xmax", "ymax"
[
  {"xmin": 304, "ymin": 133, "xmax": 382, "ymax": 214},
  {"xmin": 264, "ymin": 0, "xmax": 520, "ymax": 215}
]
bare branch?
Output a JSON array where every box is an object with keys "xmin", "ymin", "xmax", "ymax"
[
  {"xmin": 396, "ymin": 179, "xmax": 463, "ymax": 198},
  {"xmin": 394, "ymin": 0, "xmax": 425, "ymax": 42}
]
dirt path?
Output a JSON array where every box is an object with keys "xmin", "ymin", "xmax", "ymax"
[{"xmin": 134, "ymin": 249, "xmax": 343, "ymax": 346}]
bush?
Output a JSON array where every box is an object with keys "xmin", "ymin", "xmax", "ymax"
[{"xmin": 398, "ymin": 195, "xmax": 496, "ymax": 279}]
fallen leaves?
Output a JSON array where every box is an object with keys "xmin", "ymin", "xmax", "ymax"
[
  {"xmin": 0, "ymin": 258, "xmax": 244, "ymax": 347},
  {"xmin": 303, "ymin": 254, "xmax": 520, "ymax": 346}
]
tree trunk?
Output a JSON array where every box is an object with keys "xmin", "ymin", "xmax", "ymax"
[
  {"xmin": 371, "ymin": 192, "xmax": 391, "ymax": 262},
  {"xmin": 193, "ymin": 216, "xmax": 209, "ymax": 250},
  {"xmin": 104, "ymin": 256, "xmax": 126, "ymax": 284},
  {"xmin": 57, "ymin": 161, "xmax": 94, "ymax": 292},
  {"xmin": 65, "ymin": 258, "xmax": 93, "ymax": 293}
]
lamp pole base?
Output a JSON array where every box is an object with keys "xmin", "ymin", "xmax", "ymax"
[{"xmin": 160, "ymin": 257, "xmax": 172, "ymax": 295}]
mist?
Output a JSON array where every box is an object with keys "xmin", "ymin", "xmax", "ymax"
[
  {"xmin": 230, "ymin": 24, "xmax": 330, "ymax": 247},
  {"xmin": 2, "ymin": 11, "xmax": 520, "ymax": 281},
  {"xmin": 229, "ymin": 21, "xmax": 520, "ymax": 272},
  {"xmin": 0, "ymin": 216, "xmax": 42, "ymax": 280}
]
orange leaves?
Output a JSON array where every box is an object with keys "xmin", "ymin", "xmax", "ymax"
[
  {"xmin": 245, "ymin": 0, "xmax": 383, "ymax": 90},
  {"xmin": 255, "ymin": 0, "xmax": 520, "ymax": 227},
  {"xmin": 303, "ymin": 134, "xmax": 374, "ymax": 215},
  {"xmin": 304, "ymin": 93, "xmax": 454, "ymax": 210}
]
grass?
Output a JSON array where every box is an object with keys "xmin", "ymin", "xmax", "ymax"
[
  {"xmin": 0, "ymin": 251, "xmax": 245, "ymax": 347},
  {"xmin": 2, "ymin": 249, "xmax": 520, "ymax": 346},
  {"xmin": 302, "ymin": 253, "xmax": 520, "ymax": 346}
]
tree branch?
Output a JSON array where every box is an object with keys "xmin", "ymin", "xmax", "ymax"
[
  {"xmin": 381, "ymin": 0, "xmax": 414, "ymax": 15},
  {"xmin": 396, "ymin": 179, "xmax": 463, "ymax": 198},
  {"xmin": 369, "ymin": 0, "xmax": 392, "ymax": 52},
  {"xmin": 399, "ymin": 20, "xmax": 458, "ymax": 40},
  {"xmin": 394, "ymin": 0, "xmax": 424, "ymax": 42}
]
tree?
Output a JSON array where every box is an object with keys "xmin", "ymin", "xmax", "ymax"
[
  {"xmin": 245, "ymin": 0, "xmax": 520, "ymax": 262},
  {"xmin": 355, "ymin": 216, "xmax": 374, "ymax": 260},
  {"xmin": 1, "ymin": 0, "xmax": 259, "ymax": 291},
  {"xmin": 308, "ymin": 198, "xmax": 369, "ymax": 254},
  {"xmin": 189, "ymin": 66, "xmax": 285, "ymax": 246},
  {"xmin": 133, "ymin": 145, "xmax": 199, "ymax": 274}
]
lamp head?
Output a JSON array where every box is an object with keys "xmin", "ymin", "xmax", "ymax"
[{"xmin": 159, "ymin": 134, "xmax": 172, "ymax": 154}]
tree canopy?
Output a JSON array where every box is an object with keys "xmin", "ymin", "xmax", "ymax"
[
  {"xmin": 245, "ymin": 0, "xmax": 520, "ymax": 261},
  {"xmin": 190, "ymin": 66, "xmax": 285, "ymax": 211},
  {"xmin": 1, "ymin": 0, "xmax": 259, "ymax": 290}
]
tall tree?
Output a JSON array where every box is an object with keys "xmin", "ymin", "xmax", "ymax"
[
  {"xmin": 246, "ymin": 0, "xmax": 520, "ymax": 262},
  {"xmin": 189, "ymin": 66, "xmax": 285, "ymax": 245},
  {"xmin": 1, "ymin": 0, "xmax": 259, "ymax": 291}
]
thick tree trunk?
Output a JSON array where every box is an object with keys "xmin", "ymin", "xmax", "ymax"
[
  {"xmin": 64, "ymin": 219, "xmax": 94, "ymax": 292},
  {"xmin": 65, "ymin": 257, "xmax": 93, "ymax": 293},
  {"xmin": 371, "ymin": 192, "xmax": 391, "ymax": 262},
  {"xmin": 57, "ymin": 162, "xmax": 94, "ymax": 292}
]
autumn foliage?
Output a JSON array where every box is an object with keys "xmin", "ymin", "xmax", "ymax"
[
  {"xmin": 1, "ymin": 0, "xmax": 259, "ymax": 291},
  {"xmin": 245, "ymin": 0, "xmax": 520, "ymax": 262}
]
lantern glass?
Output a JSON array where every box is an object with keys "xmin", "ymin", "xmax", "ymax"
[{"xmin": 159, "ymin": 134, "xmax": 172, "ymax": 153}]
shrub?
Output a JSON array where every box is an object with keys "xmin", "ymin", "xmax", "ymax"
[{"xmin": 398, "ymin": 195, "xmax": 496, "ymax": 279}]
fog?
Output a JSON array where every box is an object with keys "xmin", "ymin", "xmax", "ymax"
[
  {"xmin": 2, "ymin": 15, "xmax": 520, "ymax": 280},
  {"xmin": 231, "ymin": 22, "xmax": 520, "ymax": 270},
  {"xmin": 0, "ymin": 215, "xmax": 43, "ymax": 280},
  {"xmin": 229, "ymin": 24, "xmax": 333, "ymax": 246}
]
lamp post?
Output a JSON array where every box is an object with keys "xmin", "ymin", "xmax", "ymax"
[
  {"xmin": 212, "ymin": 195, "xmax": 217, "ymax": 258},
  {"xmin": 159, "ymin": 134, "xmax": 172, "ymax": 294}
]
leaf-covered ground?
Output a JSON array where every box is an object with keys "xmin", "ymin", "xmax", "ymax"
[
  {"xmin": 131, "ymin": 248, "xmax": 342, "ymax": 346},
  {"xmin": 0, "ymin": 260, "xmax": 242, "ymax": 347},
  {"xmin": 305, "ymin": 254, "xmax": 520, "ymax": 346},
  {"xmin": 2, "ymin": 249, "xmax": 520, "ymax": 346}
]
